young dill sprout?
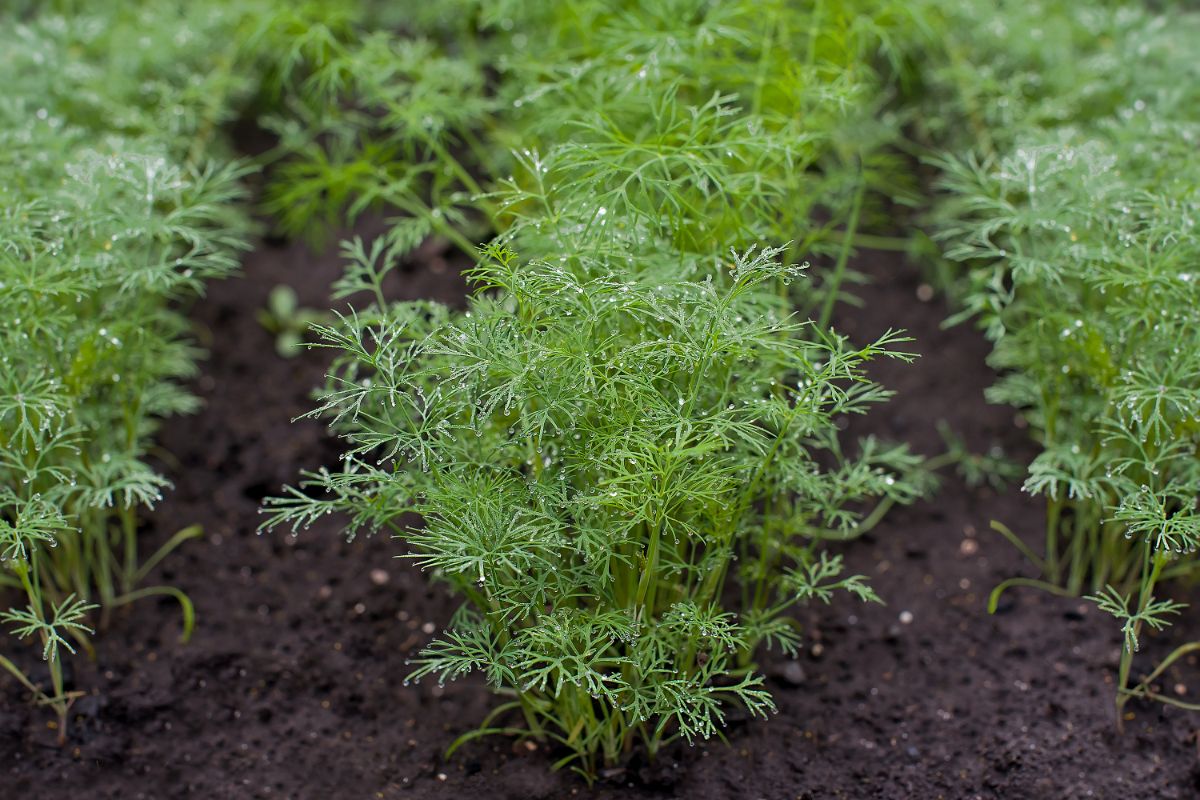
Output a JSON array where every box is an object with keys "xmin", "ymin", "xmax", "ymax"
[
  {"xmin": 264, "ymin": 238, "xmax": 929, "ymax": 777},
  {"xmin": 259, "ymin": 0, "xmax": 938, "ymax": 779}
]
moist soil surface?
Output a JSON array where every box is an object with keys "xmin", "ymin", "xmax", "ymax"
[{"xmin": 3, "ymin": 234, "xmax": 1200, "ymax": 800}]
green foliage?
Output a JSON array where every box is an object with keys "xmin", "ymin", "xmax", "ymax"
[
  {"xmin": 258, "ymin": 0, "xmax": 940, "ymax": 776},
  {"xmin": 486, "ymin": 0, "xmax": 920, "ymax": 262},
  {"xmin": 265, "ymin": 242, "xmax": 926, "ymax": 776},
  {"xmin": 918, "ymin": 0, "xmax": 1200, "ymax": 716},
  {"xmin": 0, "ymin": 1, "xmax": 261, "ymax": 737},
  {"xmin": 257, "ymin": 286, "xmax": 330, "ymax": 357},
  {"xmin": 249, "ymin": 1, "xmax": 492, "ymax": 250},
  {"xmin": 1, "ymin": 596, "xmax": 96, "ymax": 664},
  {"xmin": 255, "ymin": 0, "xmax": 925, "ymax": 307}
]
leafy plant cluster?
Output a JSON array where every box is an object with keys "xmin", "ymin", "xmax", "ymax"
[
  {"xmin": 14, "ymin": 0, "xmax": 1197, "ymax": 774},
  {"xmin": 267, "ymin": 242, "xmax": 928, "ymax": 775},
  {"xmin": 918, "ymin": 0, "xmax": 1200, "ymax": 715},
  {"xmin": 262, "ymin": 0, "xmax": 933, "ymax": 778},
  {"xmin": 0, "ymin": 1, "xmax": 266, "ymax": 736},
  {"xmin": 256, "ymin": 0, "xmax": 925, "ymax": 318}
]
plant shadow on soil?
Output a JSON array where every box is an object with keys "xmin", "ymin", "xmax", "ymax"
[{"xmin": 3, "ymin": 231, "xmax": 1200, "ymax": 800}]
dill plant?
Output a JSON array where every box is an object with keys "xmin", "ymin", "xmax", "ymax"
[
  {"xmin": 249, "ymin": 1, "xmax": 495, "ymax": 253},
  {"xmin": 258, "ymin": 0, "xmax": 936, "ymax": 776},
  {"xmin": 255, "ymin": 0, "xmax": 924, "ymax": 309},
  {"xmin": 0, "ymin": 2, "xmax": 261, "ymax": 737},
  {"xmin": 264, "ymin": 240, "xmax": 926, "ymax": 776},
  {"xmin": 918, "ymin": 0, "xmax": 1200, "ymax": 718}
]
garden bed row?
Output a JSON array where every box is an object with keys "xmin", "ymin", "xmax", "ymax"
[
  {"xmin": 5, "ymin": 236, "xmax": 1198, "ymax": 798},
  {"xmin": 3, "ymin": 1, "xmax": 1199, "ymax": 797}
]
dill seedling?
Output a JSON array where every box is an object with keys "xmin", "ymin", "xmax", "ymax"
[
  {"xmin": 260, "ymin": 0, "xmax": 936, "ymax": 777},
  {"xmin": 919, "ymin": 0, "xmax": 1200, "ymax": 719},
  {"xmin": 264, "ymin": 240, "xmax": 929, "ymax": 777}
]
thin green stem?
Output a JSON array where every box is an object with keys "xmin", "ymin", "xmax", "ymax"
[{"xmin": 817, "ymin": 174, "xmax": 865, "ymax": 331}]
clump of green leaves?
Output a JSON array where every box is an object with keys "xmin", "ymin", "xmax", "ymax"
[
  {"xmin": 0, "ymin": 1, "xmax": 260, "ymax": 737},
  {"xmin": 249, "ymin": 0, "xmax": 943, "ymax": 777},
  {"xmin": 265, "ymin": 239, "xmax": 928, "ymax": 776},
  {"xmin": 918, "ymin": 0, "xmax": 1200, "ymax": 718},
  {"xmin": 258, "ymin": 0, "xmax": 939, "ymax": 778},
  {"xmin": 248, "ymin": 1, "xmax": 494, "ymax": 252},
  {"xmin": 255, "ymin": 0, "xmax": 925, "ymax": 307}
]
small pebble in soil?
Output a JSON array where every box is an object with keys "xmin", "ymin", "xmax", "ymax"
[
  {"xmin": 778, "ymin": 662, "xmax": 807, "ymax": 686},
  {"xmin": 915, "ymin": 284, "xmax": 934, "ymax": 302},
  {"xmin": 421, "ymin": 621, "xmax": 436, "ymax": 634},
  {"xmin": 369, "ymin": 568, "xmax": 390, "ymax": 585},
  {"xmin": 899, "ymin": 610, "xmax": 914, "ymax": 625}
]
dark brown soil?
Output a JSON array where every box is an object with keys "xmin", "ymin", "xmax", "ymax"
[{"xmin": 3, "ymin": 236, "xmax": 1200, "ymax": 800}]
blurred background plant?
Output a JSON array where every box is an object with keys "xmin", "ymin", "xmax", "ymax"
[
  {"xmin": 914, "ymin": 0, "xmax": 1200, "ymax": 719},
  {"xmin": 256, "ymin": 285, "xmax": 330, "ymax": 357},
  {"xmin": 0, "ymin": 0, "xmax": 263, "ymax": 737},
  {"xmin": 252, "ymin": 0, "xmax": 929, "ymax": 318}
]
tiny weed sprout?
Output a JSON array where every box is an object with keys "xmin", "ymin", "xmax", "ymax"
[
  {"xmin": 257, "ymin": 286, "xmax": 330, "ymax": 358},
  {"xmin": 920, "ymin": 0, "xmax": 1200, "ymax": 718},
  {"xmin": 264, "ymin": 242, "xmax": 927, "ymax": 777}
]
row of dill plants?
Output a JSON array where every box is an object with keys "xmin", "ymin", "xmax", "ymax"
[{"xmin": 915, "ymin": 0, "xmax": 1200, "ymax": 718}]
